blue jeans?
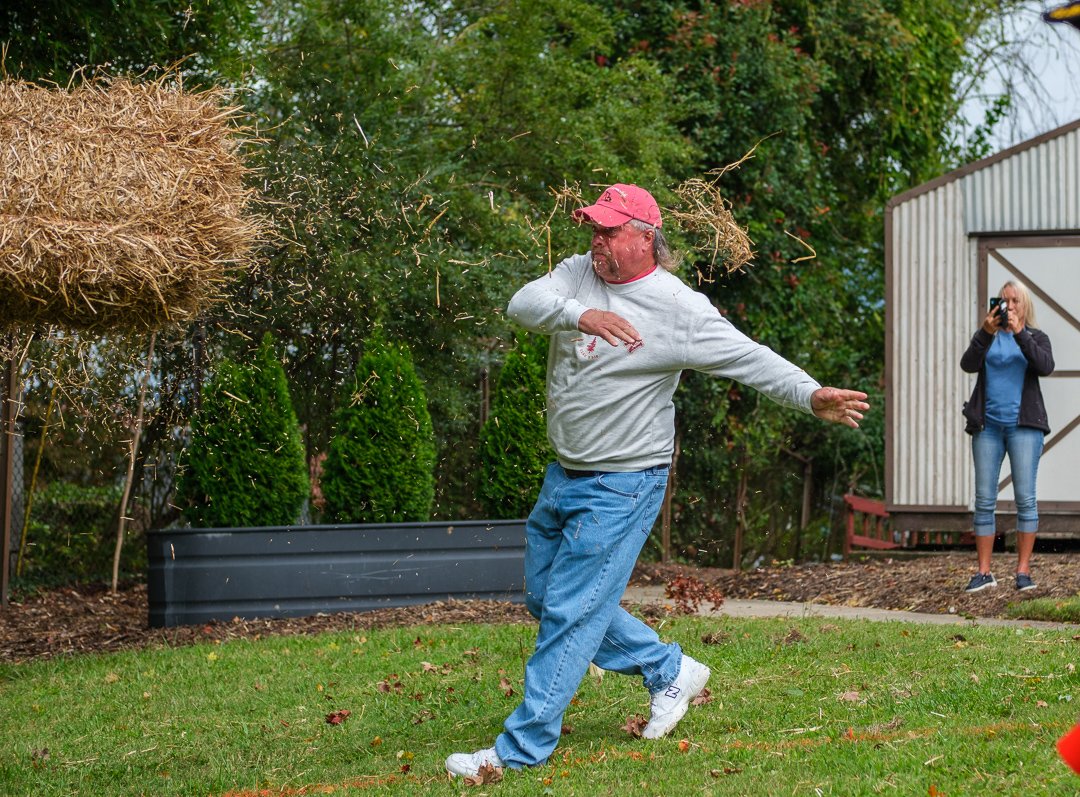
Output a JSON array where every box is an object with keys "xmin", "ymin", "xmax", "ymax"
[
  {"xmin": 494, "ymin": 463, "xmax": 681, "ymax": 768},
  {"xmin": 972, "ymin": 420, "xmax": 1043, "ymax": 536}
]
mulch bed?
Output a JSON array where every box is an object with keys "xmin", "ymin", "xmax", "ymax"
[
  {"xmin": 0, "ymin": 583, "xmax": 532, "ymax": 664},
  {"xmin": 633, "ymin": 551, "xmax": 1080, "ymax": 617},
  {"xmin": 3, "ymin": 552, "xmax": 1077, "ymax": 664}
]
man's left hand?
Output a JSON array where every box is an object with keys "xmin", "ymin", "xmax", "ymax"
[{"xmin": 811, "ymin": 387, "xmax": 870, "ymax": 428}]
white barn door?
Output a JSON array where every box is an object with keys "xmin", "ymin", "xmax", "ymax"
[{"xmin": 980, "ymin": 237, "xmax": 1080, "ymax": 514}]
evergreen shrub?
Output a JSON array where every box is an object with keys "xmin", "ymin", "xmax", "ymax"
[
  {"xmin": 479, "ymin": 331, "xmax": 551, "ymax": 518},
  {"xmin": 321, "ymin": 336, "xmax": 435, "ymax": 523},
  {"xmin": 177, "ymin": 333, "xmax": 309, "ymax": 527},
  {"xmin": 16, "ymin": 481, "xmax": 143, "ymax": 587}
]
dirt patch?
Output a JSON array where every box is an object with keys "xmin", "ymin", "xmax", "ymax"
[{"xmin": 2, "ymin": 552, "xmax": 1077, "ymax": 664}]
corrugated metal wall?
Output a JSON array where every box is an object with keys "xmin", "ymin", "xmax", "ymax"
[
  {"xmin": 889, "ymin": 123, "xmax": 1080, "ymax": 511},
  {"xmin": 963, "ymin": 128, "xmax": 1080, "ymax": 231},
  {"xmin": 891, "ymin": 182, "xmax": 970, "ymax": 507}
]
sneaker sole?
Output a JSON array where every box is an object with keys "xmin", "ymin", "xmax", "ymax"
[
  {"xmin": 1017, "ymin": 584, "xmax": 1037, "ymax": 591},
  {"xmin": 965, "ymin": 582, "xmax": 997, "ymax": 593},
  {"xmin": 642, "ymin": 665, "xmax": 711, "ymax": 739}
]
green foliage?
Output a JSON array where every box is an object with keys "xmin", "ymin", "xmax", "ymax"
[
  {"xmin": 177, "ymin": 334, "xmax": 309, "ymax": 528},
  {"xmin": 241, "ymin": 0, "xmax": 694, "ymax": 518},
  {"xmin": 0, "ymin": 0, "xmax": 257, "ymax": 83},
  {"xmin": 478, "ymin": 332, "xmax": 551, "ymax": 518},
  {"xmin": 6, "ymin": 0, "xmax": 1031, "ymax": 560},
  {"xmin": 320, "ymin": 336, "xmax": 436, "ymax": 523},
  {"xmin": 15, "ymin": 482, "xmax": 142, "ymax": 588}
]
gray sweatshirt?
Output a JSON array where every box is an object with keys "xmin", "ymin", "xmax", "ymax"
[{"xmin": 506, "ymin": 253, "xmax": 821, "ymax": 471}]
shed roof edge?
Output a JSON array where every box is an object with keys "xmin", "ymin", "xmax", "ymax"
[{"xmin": 885, "ymin": 117, "xmax": 1080, "ymax": 210}]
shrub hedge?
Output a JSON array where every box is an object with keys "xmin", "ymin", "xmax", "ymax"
[
  {"xmin": 479, "ymin": 331, "xmax": 551, "ymax": 518},
  {"xmin": 321, "ymin": 336, "xmax": 435, "ymax": 523},
  {"xmin": 15, "ymin": 481, "xmax": 142, "ymax": 587},
  {"xmin": 176, "ymin": 333, "xmax": 309, "ymax": 527}
]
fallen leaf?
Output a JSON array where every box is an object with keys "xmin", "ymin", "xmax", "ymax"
[
  {"xmin": 377, "ymin": 678, "xmax": 403, "ymax": 694},
  {"xmin": 421, "ymin": 661, "xmax": 438, "ymax": 673},
  {"xmin": 677, "ymin": 738, "xmax": 690, "ymax": 752},
  {"xmin": 462, "ymin": 762, "xmax": 503, "ymax": 786},
  {"xmin": 1037, "ymin": 700, "xmax": 1048, "ymax": 708},
  {"xmin": 400, "ymin": 763, "xmax": 411, "ymax": 773},
  {"xmin": 701, "ymin": 631, "xmax": 730, "ymax": 645},
  {"xmin": 782, "ymin": 628, "xmax": 806, "ymax": 646},
  {"xmin": 622, "ymin": 714, "xmax": 647, "ymax": 738},
  {"xmin": 325, "ymin": 709, "xmax": 351, "ymax": 725},
  {"xmin": 560, "ymin": 724, "xmax": 573, "ymax": 735},
  {"xmin": 370, "ymin": 736, "xmax": 382, "ymax": 747},
  {"xmin": 691, "ymin": 687, "xmax": 713, "ymax": 706},
  {"xmin": 499, "ymin": 677, "xmax": 514, "ymax": 697},
  {"xmin": 31, "ymin": 748, "xmax": 49, "ymax": 767},
  {"xmin": 838, "ymin": 691, "xmax": 861, "ymax": 703},
  {"xmin": 104, "ymin": 672, "xmax": 120, "ymax": 684},
  {"xmin": 412, "ymin": 709, "xmax": 435, "ymax": 725}
]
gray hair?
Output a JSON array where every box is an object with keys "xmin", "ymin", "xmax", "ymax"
[{"xmin": 629, "ymin": 219, "xmax": 681, "ymax": 272}]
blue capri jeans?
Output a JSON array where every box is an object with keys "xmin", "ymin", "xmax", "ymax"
[{"xmin": 972, "ymin": 419, "xmax": 1044, "ymax": 536}]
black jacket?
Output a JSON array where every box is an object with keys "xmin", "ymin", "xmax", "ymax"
[{"xmin": 961, "ymin": 326, "xmax": 1054, "ymax": 435}]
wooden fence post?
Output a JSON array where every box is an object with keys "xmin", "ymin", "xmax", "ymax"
[{"xmin": 1, "ymin": 354, "xmax": 18, "ymax": 607}]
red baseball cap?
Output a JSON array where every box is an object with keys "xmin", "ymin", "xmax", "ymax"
[{"xmin": 572, "ymin": 183, "xmax": 663, "ymax": 228}]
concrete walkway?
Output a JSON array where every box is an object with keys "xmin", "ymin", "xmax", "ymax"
[{"xmin": 622, "ymin": 584, "xmax": 1078, "ymax": 630}]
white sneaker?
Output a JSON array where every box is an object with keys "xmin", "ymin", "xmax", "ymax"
[
  {"xmin": 445, "ymin": 746, "xmax": 504, "ymax": 778},
  {"xmin": 642, "ymin": 655, "xmax": 711, "ymax": 739}
]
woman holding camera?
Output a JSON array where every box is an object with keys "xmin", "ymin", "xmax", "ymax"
[{"xmin": 960, "ymin": 281, "xmax": 1054, "ymax": 592}]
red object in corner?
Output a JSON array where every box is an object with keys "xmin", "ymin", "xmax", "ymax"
[{"xmin": 1057, "ymin": 723, "xmax": 1080, "ymax": 773}]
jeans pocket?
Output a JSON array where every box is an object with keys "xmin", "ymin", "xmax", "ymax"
[{"xmin": 595, "ymin": 472, "xmax": 645, "ymax": 500}]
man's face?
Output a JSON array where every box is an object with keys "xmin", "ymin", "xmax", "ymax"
[{"xmin": 589, "ymin": 223, "xmax": 653, "ymax": 282}]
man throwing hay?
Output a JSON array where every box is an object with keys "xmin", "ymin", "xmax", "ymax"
[{"xmin": 446, "ymin": 183, "xmax": 870, "ymax": 778}]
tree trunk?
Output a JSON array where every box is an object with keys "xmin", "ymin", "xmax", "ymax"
[{"xmin": 112, "ymin": 333, "xmax": 156, "ymax": 594}]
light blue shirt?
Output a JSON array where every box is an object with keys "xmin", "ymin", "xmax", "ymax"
[{"xmin": 985, "ymin": 331, "xmax": 1026, "ymax": 425}]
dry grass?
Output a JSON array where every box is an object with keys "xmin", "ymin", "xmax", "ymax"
[
  {"xmin": 546, "ymin": 162, "xmax": 755, "ymax": 279},
  {"xmin": 0, "ymin": 73, "xmax": 265, "ymax": 332}
]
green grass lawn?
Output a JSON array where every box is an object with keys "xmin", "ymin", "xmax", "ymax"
[{"xmin": 3, "ymin": 614, "xmax": 1080, "ymax": 796}]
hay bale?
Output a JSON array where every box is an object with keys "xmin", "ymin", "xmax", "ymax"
[{"xmin": 0, "ymin": 76, "xmax": 263, "ymax": 331}]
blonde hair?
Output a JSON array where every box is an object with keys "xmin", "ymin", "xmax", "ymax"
[{"xmin": 1000, "ymin": 280, "xmax": 1038, "ymax": 328}]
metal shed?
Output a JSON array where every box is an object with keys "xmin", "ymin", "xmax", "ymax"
[{"xmin": 885, "ymin": 119, "xmax": 1080, "ymax": 537}]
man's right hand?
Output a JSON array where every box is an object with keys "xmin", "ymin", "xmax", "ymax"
[{"xmin": 578, "ymin": 309, "xmax": 642, "ymax": 347}]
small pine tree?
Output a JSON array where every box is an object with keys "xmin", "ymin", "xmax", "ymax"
[
  {"xmin": 177, "ymin": 333, "xmax": 309, "ymax": 527},
  {"xmin": 479, "ymin": 331, "xmax": 551, "ymax": 518},
  {"xmin": 321, "ymin": 336, "xmax": 435, "ymax": 523}
]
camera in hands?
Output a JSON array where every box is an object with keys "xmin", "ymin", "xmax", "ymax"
[{"xmin": 989, "ymin": 297, "xmax": 1008, "ymax": 328}]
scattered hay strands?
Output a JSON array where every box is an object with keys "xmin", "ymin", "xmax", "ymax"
[
  {"xmin": 545, "ymin": 151, "xmax": 758, "ymax": 280},
  {"xmin": 0, "ymin": 74, "xmax": 266, "ymax": 332}
]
